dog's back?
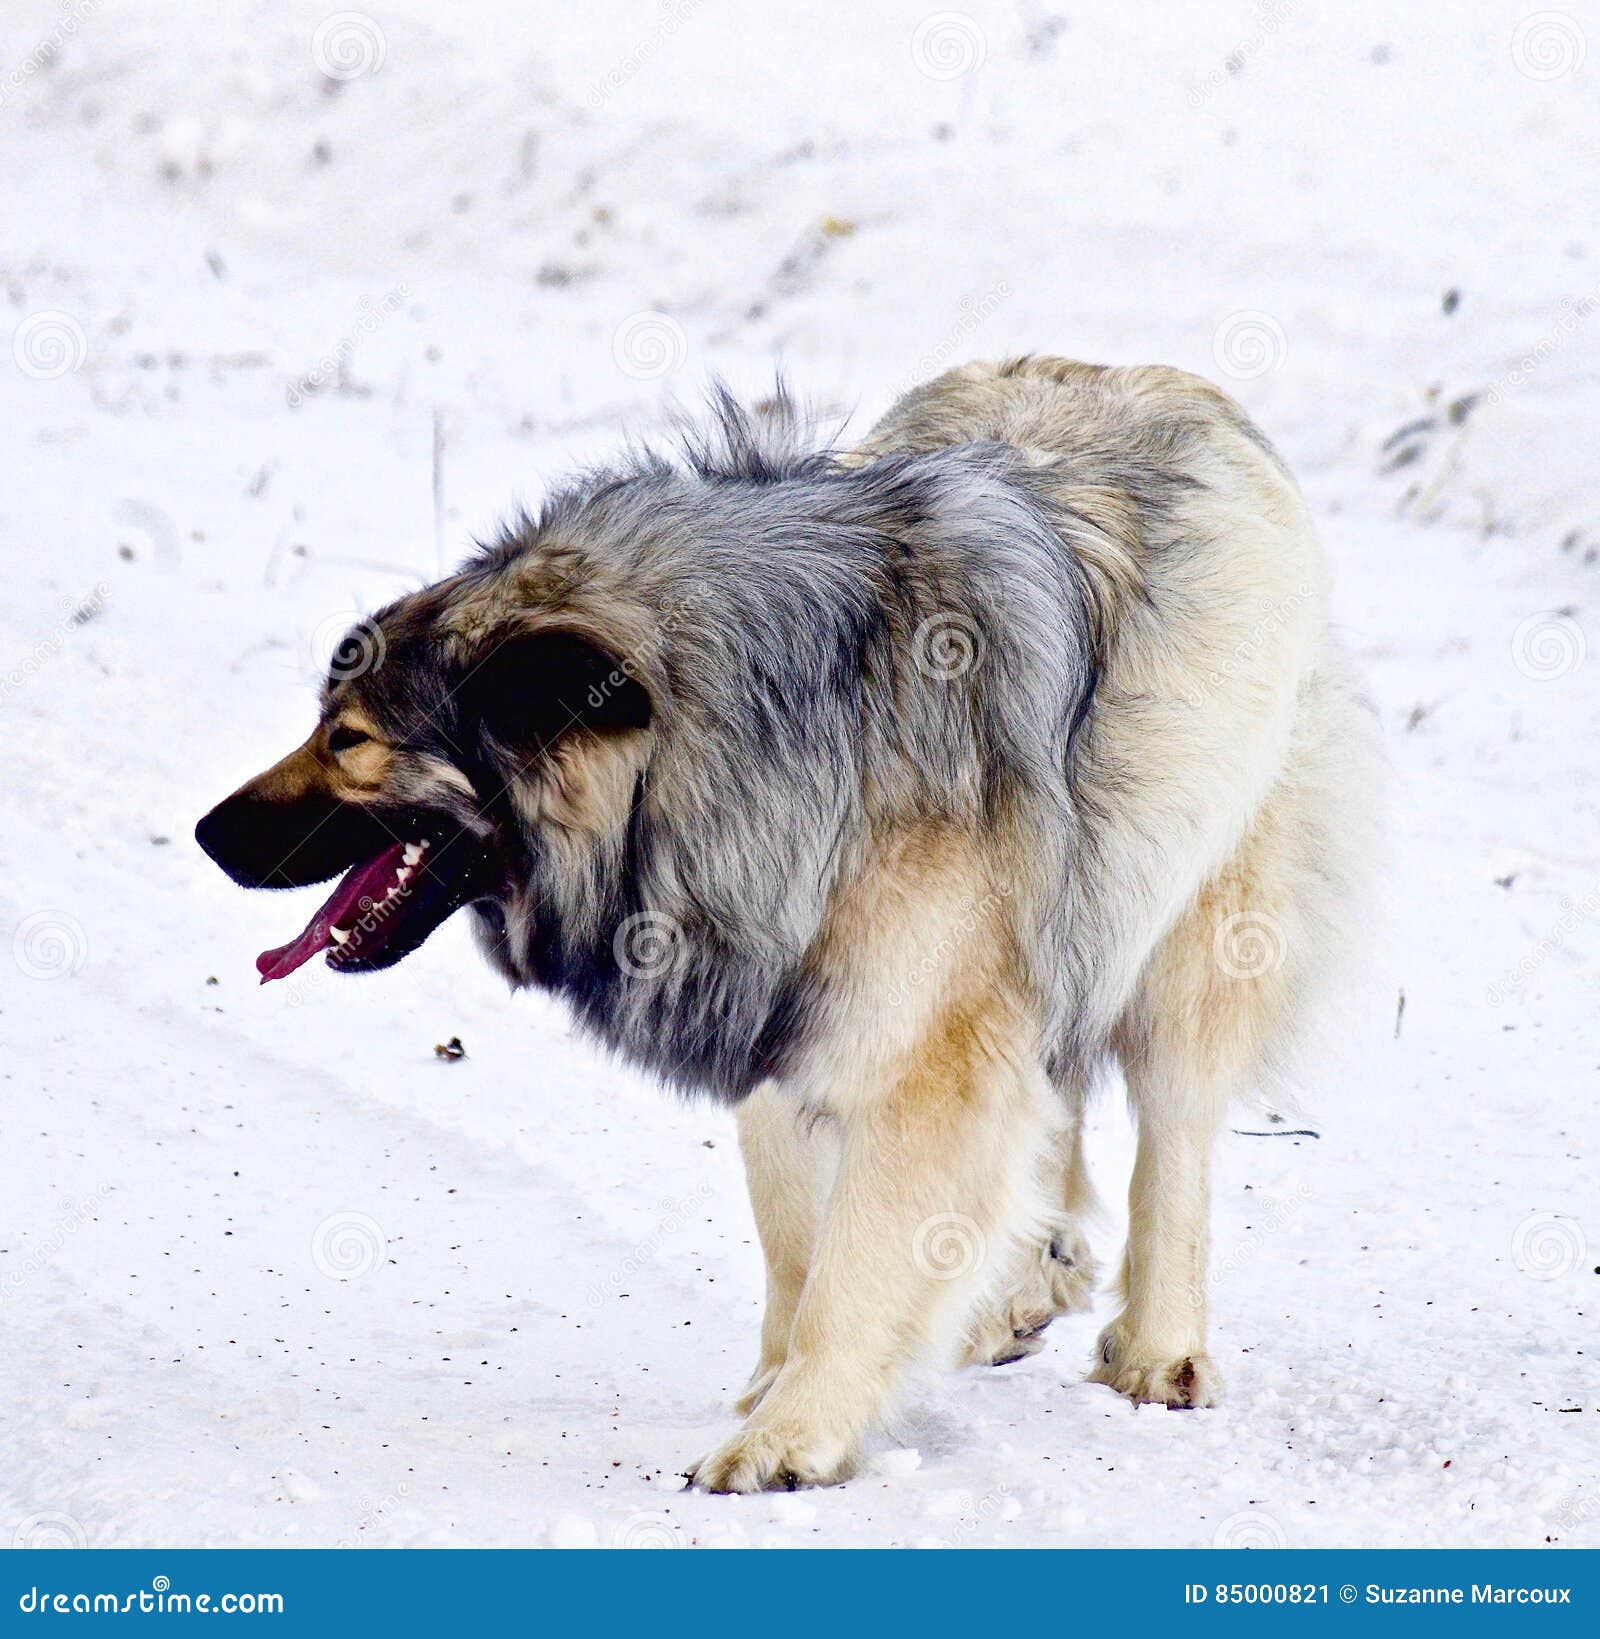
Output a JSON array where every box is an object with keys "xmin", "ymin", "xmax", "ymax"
[
  {"xmin": 847, "ymin": 356, "xmax": 1375, "ymax": 1086},
  {"xmin": 850, "ymin": 354, "xmax": 1280, "ymax": 476}
]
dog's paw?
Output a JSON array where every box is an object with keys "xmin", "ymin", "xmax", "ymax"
[
  {"xmin": 687, "ymin": 1423, "xmax": 856, "ymax": 1494},
  {"xmin": 961, "ymin": 1227, "xmax": 1098, "ymax": 1368},
  {"xmin": 1088, "ymin": 1324, "xmax": 1221, "ymax": 1408},
  {"xmin": 732, "ymin": 1362, "xmax": 781, "ymax": 1417}
]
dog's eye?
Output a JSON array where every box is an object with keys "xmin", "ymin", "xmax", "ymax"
[{"xmin": 327, "ymin": 725, "xmax": 371, "ymax": 753}]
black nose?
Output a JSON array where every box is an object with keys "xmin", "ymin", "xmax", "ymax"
[
  {"xmin": 193, "ymin": 792, "xmax": 296, "ymax": 888},
  {"xmin": 194, "ymin": 806, "xmax": 226, "ymax": 868},
  {"xmin": 193, "ymin": 789, "xmax": 389, "ymax": 891},
  {"xmin": 194, "ymin": 798, "xmax": 268, "ymax": 885},
  {"xmin": 193, "ymin": 791, "xmax": 302, "ymax": 889}
]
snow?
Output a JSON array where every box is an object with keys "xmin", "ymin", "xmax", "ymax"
[{"xmin": 2, "ymin": 0, "xmax": 1597, "ymax": 1549}]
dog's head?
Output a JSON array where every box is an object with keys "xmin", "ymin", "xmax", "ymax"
[{"xmin": 194, "ymin": 574, "xmax": 652, "ymax": 983}]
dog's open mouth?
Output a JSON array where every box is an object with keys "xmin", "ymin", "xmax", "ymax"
[{"xmin": 256, "ymin": 835, "xmax": 482, "ymax": 983}]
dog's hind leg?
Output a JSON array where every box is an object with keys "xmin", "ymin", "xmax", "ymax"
[
  {"xmin": 960, "ymin": 1095, "xmax": 1099, "ymax": 1367},
  {"xmin": 1090, "ymin": 806, "xmax": 1304, "ymax": 1408},
  {"xmin": 1090, "ymin": 1055, "xmax": 1225, "ymax": 1409},
  {"xmin": 690, "ymin": 991, "xmax": 1051, "ymax": 1493},
  {"xmin": 732, "ymin": 1082, "xmax": 838, "ymax": 1415}
]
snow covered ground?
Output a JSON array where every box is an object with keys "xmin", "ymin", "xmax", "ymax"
[{"xmin": 2, "ymin": 0, "xmax": 1597, "ymax": 1548}]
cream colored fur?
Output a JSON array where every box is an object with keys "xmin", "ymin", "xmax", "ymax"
[{"xmin": 688, "ymin": 359, "xmax": 1378, "ymax": 1492}]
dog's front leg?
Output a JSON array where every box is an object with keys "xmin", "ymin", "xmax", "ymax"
[
  {"xmin": 732, "ymin": 1081, "xmax": 838, "ymax": 1415},
  {"xmin": 691, "ymin": 996, "xmax": 1046, "ymax": 1492}
]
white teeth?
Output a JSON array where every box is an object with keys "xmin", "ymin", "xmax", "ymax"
[
  {"xmin": 329, "ymin": 926, "xmax": 351, "ymax": 945},
  {"xmin": 395, "ymin": 866, "xmax": 413, "ymax": 887},
  {"xmin": 402, "ymin": 843, "xmax": 425, "ymax": 866}
]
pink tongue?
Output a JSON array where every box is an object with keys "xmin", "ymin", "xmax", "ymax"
[{"xmin": 256, "ymin": 841, "xmax": 408, "ymax": 984}]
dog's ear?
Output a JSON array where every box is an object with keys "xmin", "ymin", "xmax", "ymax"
[{"xmin": 456, "ymin": 628, "xmax": 651, "ymax": 761}]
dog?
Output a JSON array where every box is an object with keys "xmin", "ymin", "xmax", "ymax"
[{"xmin": 196, "ymin": 357, "xmax": 1378, "ymax": 1492}]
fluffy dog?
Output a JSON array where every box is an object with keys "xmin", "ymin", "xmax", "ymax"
[{"xmin": 196, "ymin": 357, "xmax": 1378, "ymax": 1491}]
